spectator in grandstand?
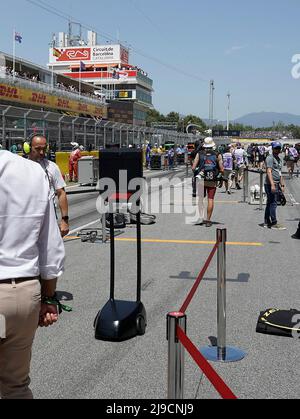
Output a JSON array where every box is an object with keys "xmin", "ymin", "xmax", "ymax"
[
  {"xmin": 192, "ymin": 137, "xmax": 224, "ymax": 227},
  {"xmin": 69, "ymin": 142, "xmax": 82, "ymax": 183},
  {"xmin": 0, "ymin": 150, "xmax": 65, "ymax": 399},
  {"xmin": 27, "ymin": 135, "xmax": 70, "ymax": 237},
  {"xmin": 264, "ymin": 142, "xmax": 286, "ymax": 230}
]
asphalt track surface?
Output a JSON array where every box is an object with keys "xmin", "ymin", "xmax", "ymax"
[{"xmin": 30, "ymin": 166, "xmax": 300, "ymax": 399}]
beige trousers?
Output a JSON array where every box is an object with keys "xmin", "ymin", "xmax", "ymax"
[{"xmin": 0, "ymin": 279, "xmax": 41, "ymax": 399}]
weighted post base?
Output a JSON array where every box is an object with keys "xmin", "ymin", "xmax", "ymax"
[{"xmin": 200, "ymin": 346, "xmax": 246, "ymax": 363}]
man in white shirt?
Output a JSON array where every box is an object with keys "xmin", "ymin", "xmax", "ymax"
[
  {"xmin": 27, "ymin": 135, "xmax": 70, "ymax": 237},
  {"xmin": 0, "ymin": 151, "xmax": 65, "ymax": 399},
  {"xmin": 233, "ymin": 143, "xmax": 248, "ymax": 190}
]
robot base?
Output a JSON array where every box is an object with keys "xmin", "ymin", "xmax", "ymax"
[{"xmin": 94, "ymin": 300, "xmax": 147, "ymax": 342}]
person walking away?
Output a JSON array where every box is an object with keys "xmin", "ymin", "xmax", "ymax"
[
  {"xmin": 222, "ymin": 146, "xmax": 235, "ymax": 194},
  {"xmin": 27, "ymin": 135, "xmax": 70, "ymax": 237},
  {"xmin": 0, "ymin": 151, "xmax": 65, "ymax": 399},
  {"xmin": 233, "ymin": 143, "xmax": 247, "ymax": 190},
  {"xmin": 258, "ymin": 145, "xmax": 266, "ymax": 170},
  {"xmin": 192, "ymin": 137, "xmax": 224, "ymax": 227},
  {"xmin": 264, "ymin": 142, "xmax": 286, "ymax": 230},
  {"xmin": 285, "ymin": 145, "xmax": 299, "ymax": 179}
]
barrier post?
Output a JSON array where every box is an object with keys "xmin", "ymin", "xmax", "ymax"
[
  {"xmin": 259, "ymin": 170, "xmax": 264, "ymax": 211},
  {"xmin": 200, "ymin": 229, "xmax": 246, "ymax": 363},
  {"xmin": 217, "ymin": 229, "xmax": 227, "ymax": 358},
  {"xmin": 102, "ymin": 214, "xmax": 107, "ymax": 244},
  {"xmin": 167, "ymin": 312, "xmax": 186, "ymax": 399},
  {"xmin": 243, "ymin": 169, "xmax": 249, "ymax": 203}
]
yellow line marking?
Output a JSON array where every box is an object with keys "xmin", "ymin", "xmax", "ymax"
[
  {"xmin": 115, "ymin": 238, "xmax": 263, "ymax": 247},
  {"xmin": 216, "ymin": 201, "xmax": 240, "ymax": 204},
  {"xmin": 64, "ymin": 236, "xmax": 81, "ymax": 242}
]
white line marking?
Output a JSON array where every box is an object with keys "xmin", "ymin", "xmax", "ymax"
[
  {"xmin": 288, "ymin": 193, "xmax": 299, "ymax": 206},
  {"xmin": 65, "ymin": 184, "xmax": 81, "ymax": 190}
]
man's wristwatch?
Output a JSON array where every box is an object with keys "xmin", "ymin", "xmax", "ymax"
[{"xmin": 62, "ymin": 216, "xmax": 69, "ymax": 223}]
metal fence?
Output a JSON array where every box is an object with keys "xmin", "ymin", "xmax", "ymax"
[{"xmin": 0, "ymin": 104, "xmax": 192, "ymax": 151}]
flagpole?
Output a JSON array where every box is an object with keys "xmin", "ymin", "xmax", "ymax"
[
  {"xmin": 13, "ymin": 28, "xmax": 16, "ymax": 82},
  {"xmin": 79, "ymin": 63, "xmax": 82, "ymax": 98},
  {"xmin": 51, "ymin": 65, "xmax": 54, "ymax": 91}
]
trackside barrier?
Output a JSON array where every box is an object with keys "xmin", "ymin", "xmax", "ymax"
[
  {"xmin": 244, "ymin": 166, "xmax": 299, "ymax": 208},
  {"xmin": 243, "ymin": 169, "xmax": 265, "ymax": 210},
  {"xmin": 167, "ymin": 229, "xmax": 246, "ymax": 400}
]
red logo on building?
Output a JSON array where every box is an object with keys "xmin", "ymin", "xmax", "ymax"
[
  {"xmin": 31, "ymin": 93, "xmax": 47, "ymax": 104},
  {"xmin": 0, "ymin": 85, "xmax": 20, "ymax": 99},
  {"xmin": 56, "ymin": 48, "xmax": 91, "ymax": 62}
]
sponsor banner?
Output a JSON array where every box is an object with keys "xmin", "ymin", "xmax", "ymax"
[
  {"xmin": 50, "ymin": 47, "xmax": 91, "ymax": 63},
  {"xmin": 0, "ymin": 82, "xmax": 107, "ymax": 118},
  {"xmin": 49, "ymin": 44, "xmax": 129, "ymax": 65}
]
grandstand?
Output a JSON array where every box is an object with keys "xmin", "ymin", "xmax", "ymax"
[{"xmin": 0, "ymin": 50, "xmax": 108, "ymax": 119}]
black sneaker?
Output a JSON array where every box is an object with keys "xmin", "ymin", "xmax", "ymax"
[{"xmin": 292, "ymin": 232, "xmax": 300, "ymax": 240}]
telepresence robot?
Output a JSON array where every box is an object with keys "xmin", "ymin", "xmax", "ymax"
[{"xmin": 94, "ymin": 149, "xmax": 147, "ymax": 342}]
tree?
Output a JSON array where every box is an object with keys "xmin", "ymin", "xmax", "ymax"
[
  {"xmin": 166, "ymin": 112, "xmax": 180, "ymax": 123},
  {"xmin": 146, "ymin": 109, "xmax": 165, "ymax": 127}
]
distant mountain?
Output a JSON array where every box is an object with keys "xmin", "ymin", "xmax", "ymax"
[{"xmin": 234, "ymin": 112, "xmax": 300, "ymax": 128}]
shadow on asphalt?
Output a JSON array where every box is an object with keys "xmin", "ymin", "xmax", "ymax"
[
  {"xmin": 56, "ymin": 291, "xmax": 74, "ymax": 302},
  {"xmin": 170, "ymin": 272, "xmax": 250, "ymax": 283}
]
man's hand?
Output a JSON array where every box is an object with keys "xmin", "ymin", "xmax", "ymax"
[
  {"xmin": 271, "ymin": 184, "xmax": 277, "ymax": 194},
  {"xmin": 60, "ymin": 220, "xmax": 69, "ymax": 238},
  {"xmin": 39, "ymin": 304, "xmax": 59, "ymax": 328}
]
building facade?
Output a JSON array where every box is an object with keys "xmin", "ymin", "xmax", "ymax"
[{"xmin": 48, "ymin": 29, "xmax": 154, "ymax": 126}]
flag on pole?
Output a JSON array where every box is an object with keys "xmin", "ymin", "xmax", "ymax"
[
  {"xmin": 53, "ymin": 48, "xmax": 61, "ymax": 58},
  {"xmin": 80, "ymin": 61, "xmax": 86, "ymax": 72},
  {"xmin": 14, "ymin": 32, "xmax": 22, "ymax": 44}
]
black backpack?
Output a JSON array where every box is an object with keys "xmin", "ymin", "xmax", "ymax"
[{"xmin": 256, "ymin": 308, "xmax": 300, "ymax": 338}]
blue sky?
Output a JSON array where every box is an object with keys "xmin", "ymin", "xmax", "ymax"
[{"xmin": 0, "ymin": 0, "xmax": 300, "ymax": 120}]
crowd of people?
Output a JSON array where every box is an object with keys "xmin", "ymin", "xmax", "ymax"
[
  {"xmin": 242, "ymin": 130, "xmax": 294, "ymax": 140},
  {"xmin": 0, "ymin": 65, "xmax": 105, "ymax": 103},
  {"xmin": 0, "ymin": 65, "xmax": 40, "ymax": 82},
  {"xmin": 190, "ymin": 138, "xmax": 299, "ymax": 235}
]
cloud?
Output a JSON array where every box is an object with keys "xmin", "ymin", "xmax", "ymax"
[{"xmin": 225, "ymin": 45, "xmax": 247, "ymax": 55}]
